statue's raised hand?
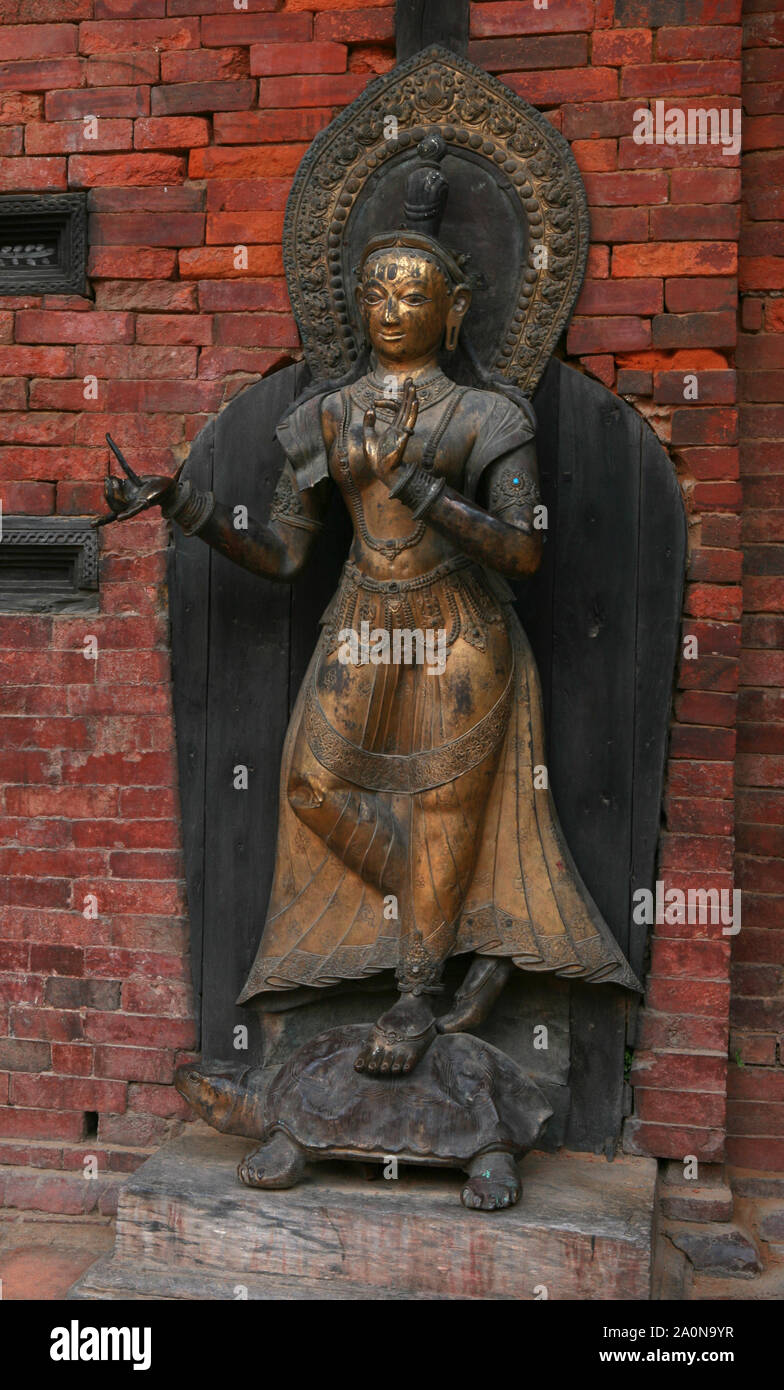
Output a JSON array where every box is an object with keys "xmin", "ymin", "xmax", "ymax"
[
  {"xmin": 362, "ymin": 377, "xmax": 419, "ymax": 486},
  {"xmin": 92, "ymin": 433, "xmax": 185, "ymax": 528}
]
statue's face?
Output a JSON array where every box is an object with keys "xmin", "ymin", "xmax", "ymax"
[{"xmin": 359, "ymin": 250, "xmax": 451, "ymax": 362}]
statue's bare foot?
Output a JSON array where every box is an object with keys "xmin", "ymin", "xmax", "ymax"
[
  {"xmin": 238, "ymin": 1132, "xmax": 306, "ymax": 1189},
  {"xmin": 461, "ymin": 1150, "xmax": 521, "ymax": 1212},
  {"xmin": 437, "ymin": 956, "xmax": 512, "ymax": 1033},
  {"xmin": 354, "ymin": 994, "xmax": 436, "ymax": 1075}
]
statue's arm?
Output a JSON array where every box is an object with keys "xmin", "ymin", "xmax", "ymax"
[
  {"xmin": 165, "ymin": 461, "xmax": 330, "ymax": 582},
  {"xmin": 390, "ymin": 440, "xmax": 543, "ymax": 579}
]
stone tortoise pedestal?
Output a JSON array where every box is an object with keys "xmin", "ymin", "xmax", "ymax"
[{"xmin": 69, "ymin": 1123, "xmax": 657, "ymax": 1301}]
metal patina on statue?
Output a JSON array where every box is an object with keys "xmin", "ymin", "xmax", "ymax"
[{"xmin": 95, "ymin": 50, "xmax": 641, "ymax": 1213}]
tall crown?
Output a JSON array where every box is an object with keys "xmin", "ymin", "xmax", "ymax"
[
  {"xmin": 359, "ymin": 133, "xmax": 464, "ymax": 286},
  {"xmin": 403, "ymin": 133, "xmax": 449, "ymax": 239}
]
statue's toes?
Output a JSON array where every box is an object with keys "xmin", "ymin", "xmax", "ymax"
[{"xmin": 461, "ymin": 1184, "xmax": 483, "ymax": 1210}]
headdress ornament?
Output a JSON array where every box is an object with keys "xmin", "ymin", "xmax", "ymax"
[{"xmin": 358, "ymin": 135, "xmax": 465, "ymax": 288}]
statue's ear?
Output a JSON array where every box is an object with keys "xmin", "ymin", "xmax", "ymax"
[{"xmin": 444, "ymin": 282, "xmax": 471, "ymax": 352}]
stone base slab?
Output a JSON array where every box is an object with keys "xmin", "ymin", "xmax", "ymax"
[{"xmin": 70, "ymin": 1123, "xmax": 657, "ymax": 1301}]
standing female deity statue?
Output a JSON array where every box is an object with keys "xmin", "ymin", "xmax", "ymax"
[{"xmin": 99, "ymin": 148, "xmax": 638, "ymax": 1103}]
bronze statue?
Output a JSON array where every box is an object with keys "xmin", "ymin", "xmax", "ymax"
[{"xmin": 96, "ymin": 136, "xmax": 639, "ymax": 1210}]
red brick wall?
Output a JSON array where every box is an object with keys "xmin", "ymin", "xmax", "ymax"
[
  {"xmin": 727, "ymin": 0, "xmax": 784, "ymax": 1173},
  {"xmin": 0, "ymin": 0, "xmax": 768, "ymax": 1208}
]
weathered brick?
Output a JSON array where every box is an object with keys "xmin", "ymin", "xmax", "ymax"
[
  {"xmin": 614, "ymin": 0, "xmax": 741, "ymax": 26},
  {"xmin": 621, "ymin": 61, "xmax": 741, "ymax": 97},
  {"xmin": 315, "ymin": 8, "xmax": 394, "ymax": 42},
  {"xmin": 0, "ymin": 1040, "xmax": 51, "ymax": 1071},
  {"xmin": 617, "ymin": 368, "xmax": 652, "ymax": 395},
  {"xmin": 567, "ymin": 316, "xmax": 651, "ymax": 354},
  {"xmin": 85, "ymin": 51, "xmax": 159, "ymax": 86},
  {"xmin": 249, "ymin": 42, "xmax": 347, "ymax": 76},
  {"xmin": 196, "ymin": 279, "xmax": 289, "ymax": 312},
  {"xmin": 665, "ymin": 278, "xmax": 737, "ymax": 312},
  {"xmin": 0, "ymin": 59, "xmax": 85, "ymax": 93},
  {"xmin": 575, "ymin": 278, "xmax": 662, "ymax": 316},
  {"xmin": 505, "ymin": 68, "xmax": 618, "ymax": 106},
  {"xmin": 213, "ymin": 109, "xmax": 330, "ymax": 144},
  {"xmin": 46, "ymin": 85, "xmax": 149, "ymax": 119},
  {"xmin": 652, "ymin": 312, "xmax": 737, "ymax": 349},
  {"xmin": 651, "ymin": 206, "xmax": 740, "ymax": 242},
  {"xmin": 657, "ymin": 25, "xmax": 741, "ymax": 60},
  {"xmin": 201, "ymin": 13, "xmax": 311, "ymax": 46},
  {"xmin": 613, "ymin": 243, "xmax": 738, "ymax": 277},
  {"xmin": 89, "ymin": 211, "xmax": 204, "ymax": 246},
  {"xmin": 205, "ymin": 212, "xmax": 283, "ymax": 245},
  {"xmin": 78, "ymin": 18, "xmax": 200, "ymax": 53},
  {"xmin": 69, "ymin": 152, "xmax": 185, "ymax": 185},
  {"xmin": 150, "ymin": 78, "xmax": 256, "ymax": 116},
  {"xmin": 654, "ymin": 369, "xmax": 737, "ymax": 404},
  {"xmin": 470, "ymin": 0, "xmax": 595, "ymax": 36},
  {"xmin": 94, "ymin": 1045, "xmax": 175, "ymax": 1083},
  {"xmin": 0, "ymin": 156, "xmax": 66, "ymax": 189},
  {"xmin": 15, "ymin": 310, "xmax": 134, "ymax": 344},
  {"xmin": 133, "ymin": 116, "xmax": 209, "ymax": 149},
  {"xmin": 87, "ymin": 246, "xmax": 177, "ymax": 278},
  {"xmin": 467, "ymin": 34, "xmax": 588, "ymax": 71},
  {"xmin": 94, "ymin": 0, "xmax": 166, "ymax": 15},
  {"xmin": 87, "ymin": 184, "xmax": 203, "ymax": 212},
  {"xmin": 178, "ymin": 245, "xmax": 283, "ymax": 278},
  {"xmin": 256, "ymin": 73, "xmax": 368, "ymax": 108},
  {"xmin": 160, "ymin": 48, "xmax": 249, "ymax": 84},
  {"xmin": 584, "ymin": 171, "xmax": 669, "ymax": 206},
  {"xmin": 25, "ymin": 118, "xmax": 132, "ymax": 154}
]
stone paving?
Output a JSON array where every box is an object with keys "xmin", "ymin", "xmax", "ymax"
[{"xmin": 0, "ymin": 1214, "xmax": 114, "ymax": 1300}]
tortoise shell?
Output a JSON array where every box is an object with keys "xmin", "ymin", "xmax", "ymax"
[{"xmin": 263, "ymin": 1024, "xmax": 552, "ymax": 1164}]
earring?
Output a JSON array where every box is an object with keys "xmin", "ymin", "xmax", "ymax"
[{"xmin": 444, "ymin": 310, "xmax": 460, "ymax": 352}]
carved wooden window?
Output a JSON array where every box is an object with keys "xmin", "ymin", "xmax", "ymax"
[
  {"xmin": 0, "ymin": 193, "xmax": 87, "ymax": 296},
  {"xmin": 0, "ymin": 518, "xmax": 99, "ymax": 613}
]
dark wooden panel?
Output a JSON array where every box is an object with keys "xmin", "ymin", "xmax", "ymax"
[
  {"xmin": 200, "ymin": 366, "xmax": 303, "ymax": 1065},
  {"xmin": 550, "ymin": 367, "xmax": 641, "ymax": 946},
  {"xmin": 548, "ymin": 366, "xmax": 639, "ymax": 1153},
  {"xmin": 395, "ymin": 0, "xmax": 469, "ymax": 62},
  {"xmin": 168, "ymin": 420, "xmax": 214, "ymax": 1040},
  {"xmin": 518, "ymin": 354, "xmax": 561, "ymax": 723}
]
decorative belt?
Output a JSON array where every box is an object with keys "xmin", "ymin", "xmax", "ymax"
[
  {"xmin": 304, "ymin": 663, "xmax": 514, "ymax": 794},
  {"xmin": 340, "ymin": 553, "xmax": 473, "ymax": 595}
]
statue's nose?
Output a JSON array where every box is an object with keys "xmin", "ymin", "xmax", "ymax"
[{"xmin": 382, "ymin": 297, "xmax": 399, "ymax": 323}]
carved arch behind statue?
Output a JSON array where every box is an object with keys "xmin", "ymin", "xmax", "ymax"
[
  {"xmin": 168, "ymin": 357, "xmax": 686, "ymax": 1155},
  {"xmin": 282, "ymin": 45, "xmax": 589, "ymax": 396}
]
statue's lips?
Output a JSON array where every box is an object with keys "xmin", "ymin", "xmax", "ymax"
[{"xmin": 379, "ymin": 331, "xmax": 405, "ymax": 340}]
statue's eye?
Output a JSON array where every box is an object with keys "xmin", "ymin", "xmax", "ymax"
[
  {"xmin": 364, "ymin": 290, "xmax": 384, "ymax": 305},
  {"xmin": 402, "ymin": 294, "xmax": 428, "ymax": 305}
]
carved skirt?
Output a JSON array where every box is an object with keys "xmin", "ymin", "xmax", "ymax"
[{"xmin": 238, "ymin": 558, "xmax": 640, "ymax": 1002}]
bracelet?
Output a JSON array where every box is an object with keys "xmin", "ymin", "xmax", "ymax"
[
  {"xmin": 162, "ymin": 478, "xmax": 216, "ymax": 536},
  {"xmin": 388, "ymin": 461, "xmax": 446, "ymax": 520}
]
